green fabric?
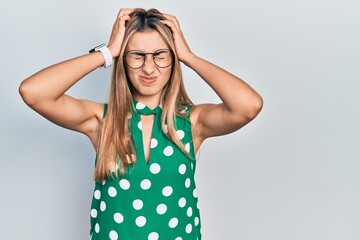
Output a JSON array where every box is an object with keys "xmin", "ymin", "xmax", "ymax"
[{"xmin": 89, "ymin": 99, "xmax": 202, "ymax": 240}]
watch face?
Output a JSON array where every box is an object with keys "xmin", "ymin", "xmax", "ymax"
[
  {"xmin": 95, "ymin": 43, "xmax": 106, "ymax": 50},
  {"xmin": 89, "ymin": 43, "xmax": 106, "ymax": 53}
]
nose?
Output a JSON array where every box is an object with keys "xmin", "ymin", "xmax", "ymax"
[{"xmin": 142, "ymin": 55, "xmax": 156, "ymax": 75}]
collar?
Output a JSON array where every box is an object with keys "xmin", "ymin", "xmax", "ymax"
[{"xmin": 132, "ymin": 99, "xmax": 162, "ymax": 115}]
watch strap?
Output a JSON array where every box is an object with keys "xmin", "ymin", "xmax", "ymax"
[{"xmin": 89, "ymin": 44, "xmax": 113, "ymax": 69}]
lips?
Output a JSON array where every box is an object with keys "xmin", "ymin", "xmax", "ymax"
[{"xmin": 140, "ymin": 76, "xmax": 157, "ymax": 84}]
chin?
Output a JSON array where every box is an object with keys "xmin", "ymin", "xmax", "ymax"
[{"xmin": 134, "ymin": 87, "xmax": 162, "ymax": 98}]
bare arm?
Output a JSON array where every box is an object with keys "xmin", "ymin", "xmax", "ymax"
[
  {"xmin": 161, "ymin": 14, "xmax": 263, "ymax": 146},
  {"xmin": 19, "ymin": 52, "xmax": 105, "ymax": 137},
  {"xmin": 19, "ymin": 9, "xmax": 134, "ymax": 146},
  {"xmin": 184, "ymin": 54, "xmax": 263, "ymax": 140}
]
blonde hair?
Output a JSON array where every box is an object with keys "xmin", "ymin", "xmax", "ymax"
[{"xmin": 95, "ymin": 8, "xmax": 193, "ymax": 182}]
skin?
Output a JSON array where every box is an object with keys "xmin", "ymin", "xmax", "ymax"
[
  {"xmin": 19, "ymin": 8, "xmax": 263, "ymax": 162},
  {"xmin": 125, "ymin": 30, "xmax": 173, "ymax": 107},
  {"xmin": 125, "ymin": 30, "xmax": 174, "ymax": 163}
]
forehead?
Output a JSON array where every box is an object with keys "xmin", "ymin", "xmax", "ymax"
[{"xmin": 126, "ymin": 30, "xmax": 168, "ymax": 52}]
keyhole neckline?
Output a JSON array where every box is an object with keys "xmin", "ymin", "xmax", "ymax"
[{"xmin": 133, "ymin": 99, "xmax": 162, "ymax": 116}]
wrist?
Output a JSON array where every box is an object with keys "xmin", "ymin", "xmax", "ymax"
[
  {"xmin": 181, "ymin": 52, "xmax": 197, "ymax": 67},
  {"xmin": 89, "ymin": 44, "xmax": 114, "ymax": 68},
  {"xmin": 90, "ymin": 51, "xmax": 107, "ymax": 68},
  {"xmin": 107, "ymin": 45, "xmax": 118, "ymax": 59}
]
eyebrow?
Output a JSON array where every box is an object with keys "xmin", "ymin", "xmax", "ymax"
[{"xmin": 126, "ymin": 48, "xmax": 170, "ymax": 52}]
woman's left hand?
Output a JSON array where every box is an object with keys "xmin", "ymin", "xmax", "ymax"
[{"xmin": 161, "ymin": 14, "xmax": 194, "ymax": 64}]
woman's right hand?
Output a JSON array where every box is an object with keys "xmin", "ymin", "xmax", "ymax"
[{"xmin": 107, "ymin": 8, "xmax": 134, "ymax": 58}]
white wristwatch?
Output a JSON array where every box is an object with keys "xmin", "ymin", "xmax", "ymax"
[{"xmin": 89, "ymin": 44, "xmax": 113, "ymax": 69}]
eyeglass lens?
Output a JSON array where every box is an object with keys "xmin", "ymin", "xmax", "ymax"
[{"xmin": 125, "ymin": 49, "xmax": 173, "ymax": 69}]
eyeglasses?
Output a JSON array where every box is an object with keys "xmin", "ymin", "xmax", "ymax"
[{"xmin": 124, "ymin": 49, "xmax": 173, "ymax": 69}]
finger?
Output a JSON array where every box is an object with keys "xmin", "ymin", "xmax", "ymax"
[
  {"xmin": 112, "ymin": 14, "xmax": 130, "ymax": 31},
  {"xmin": 160, "ymin": 19, "xmax": 180, "ymax": 35},
  {"xmin": 117, "ymin": 8, "xmax": 133, "ymax": 15},
  {"xmin": 160, "ymin": 20, "xmax": 175, "ymax": 31},
  {"xmin": 161, "ymin": 13, "xmax": 178, "ymax": 23},
  {"xmin": 162, "ymin": 13, "xmax": 176, "ymax": 20},
  {"xmin": 118, "ymin": 11, "xmax": 133, "ymax": 20},
  {"xmin": 114, "ymin": 12, "xmax": 132, "ymax": 28},
  {"xmin": 117, "ymin": 8, "xmax": 134, "ymax": 18},
  {"xmin": 162, "ymin": 13, "xmax": 181, "ymax": 29},
  {"xmin": 118, "ymin": 15, "xmax": 131, "ymax": 23}
]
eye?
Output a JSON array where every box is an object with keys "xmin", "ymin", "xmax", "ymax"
[
  {"xmin": 154, "ymin": 50, "xmax": 170, "ymax": 60},
  {"xmin": 129, "ymin": 51, "xmax": 145, "ymax": 60}
]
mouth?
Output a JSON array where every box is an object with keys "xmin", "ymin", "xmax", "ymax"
[{"xmin": 140, "ymin": 76, "xmax": 157, "ymax": 84}]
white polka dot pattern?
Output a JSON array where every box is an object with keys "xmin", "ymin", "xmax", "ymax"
[
  {"xmin": 194, "ymin": 217, "xmax": 199, "ymax": 226},
  {"xmin": 150, "ymin": 138, "xmax": 158, "ymax": 148},
  {"xmin": 176, "ymin": 130, "xmax": 185, "ymax": 139},
  {"xmin": 95, "ymin": 223, "xmax": 100, "ymax": 233},
  {"xmin": 119, "ymin": 179, "xmax": 130, "ymax": 190},
  {"xmin": 89, "ymin": 102, "xmax": 201, "ymax": 239},
  {"xmin": 108, "ymin": 187, "xmax": 117, "ymax": 197},
  {"xmin": 193, "ymin": 188, "xmax": 198, "ymax": 198},
  {"xmin": 90, "ymin": 209, "xmax": 97, "ymax": 218},
  {"xmin": 148, "ymin": 232, "xmax": 159, "ymax": 240},
  {"xmin": 162, "ymin": 186, "xmax": 173, "ymax": 197},
  {"xmin": 133, "ymin": 199, "xmax": 143, "ymax": 210},
  {"xmin": 178, "ymin": 197, "xmax": 186, "ymax": 208},
  {"xmin": 100, "ymin": 201, "xmax": 106, "ymax": 211},
  {"xmin": 94, "ymin": 190, "xmax": 101, "ymax": 200},
  {"xmin": 187, "ymin": 207, "xmax": 193, "ymax": 217},
  {"xmin": 136, "ymin": 102, "xmax": 146, "ymax": 110},
  {"xmin": 163, "ymin": 146, "xmax": 174, "ymax": 156},
  {"xmin": 149, "ymin": 163, "xmax": 161, "ymax": 174},
  {"xmin": 185, "ymin": 178, "xmax": 191, "ymax": 188},
  {"xmin": 114, "ymin": 213, "xmax": 124, "ymax": 224},
  {"xmin": 136, "ymin": 216, "xmax": 147, "ymax": 227},
  {"xmin": 156, "ymin": 203, "xmax": 167, "ymax": 215},
  {"xmin": 168, "ymin": 217, "xmax": 178, "ymax": 228},
  {"xmin": 140, "ymin": 179, "xmax": 151, "ymax": 190},
  {"xmin": 185, "ymin": 223, "xmax": 192, "ymax": 234},
  {"xmin": 109, "ymin": 230, "xmax": 118, "ymax": 240},
  {"xmin": 185, "ymin": 143, "xmax": 190, "ymax": 153},
  {"xmin": 178, "ymin": 164, "xmax": 186, "ymax": 175}
]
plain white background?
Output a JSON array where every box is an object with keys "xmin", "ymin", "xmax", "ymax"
[{"xmin": 1, "ymin": 0, "xmax": 359, "ymax": 239}]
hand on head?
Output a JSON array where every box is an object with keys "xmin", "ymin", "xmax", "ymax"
[
  {"xmin": 160, "ymin": 13, "xmax": 193, "ymax": 63},
  {"xmin": 107, "ymin": 8, "xmax": 134, "ymax": 58},
  {"xmin": 107, "ymin": 8, "xmax": 193, "ymax": 64}
]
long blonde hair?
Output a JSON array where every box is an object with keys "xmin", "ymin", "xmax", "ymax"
[{"xmin": 95, "ymin": 8, "xmax": 193, "ymax": 182}]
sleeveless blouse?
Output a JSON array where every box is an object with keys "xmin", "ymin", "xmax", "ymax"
[{"xmin": 89, "ymin": 99, "xmax": 202, "ymax": 240}]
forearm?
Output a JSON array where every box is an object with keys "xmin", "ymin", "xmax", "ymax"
[
  {"xmin": 183, "ymin": 53, "xmax": 263, "ymax": 117},
  {"xmin": 19, "ymin": 51, "xmax": 105, "ymax": 106}
]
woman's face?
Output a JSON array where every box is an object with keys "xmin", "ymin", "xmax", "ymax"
[{"xmin": 124, "ymin": 30, "xmax": 173, "ymax": 102}]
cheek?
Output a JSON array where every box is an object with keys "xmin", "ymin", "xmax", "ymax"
[
  {"xmin": 161, "ymin": 68, "xmax": 172, "ymax": 82},
  {"xmin": 126, "ymin": 69, "xmax": 137, "ymax": 85}
]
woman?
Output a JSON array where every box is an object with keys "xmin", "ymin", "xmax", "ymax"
[{"xmin": 19, "ymin": 8, "xmax": 263, "ymax": 240}]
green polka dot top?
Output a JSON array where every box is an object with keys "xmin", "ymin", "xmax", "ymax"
[{"xmin": 89, "ymin": 99, "xmax": 202, "ymax": 240}]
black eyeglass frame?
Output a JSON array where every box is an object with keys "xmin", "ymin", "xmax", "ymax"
[{"xmin": 123, "ymin": 49, "xmax": 174, "ymax": 69}]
